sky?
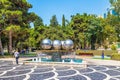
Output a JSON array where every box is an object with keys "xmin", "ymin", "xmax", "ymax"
[{"xmin": 27, "ymin": 0, "xmax": 110, "ymax": 25}]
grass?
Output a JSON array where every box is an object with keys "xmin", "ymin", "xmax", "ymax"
[
  {"xmin": 20, "ymin": 52, "xmax": 37, "ymax": 57},
  {"xmin": 93, "ymin": 58, "xmax": 111, "ymax": 60},
  {"xmin": 0, "ymin": 52, "xmax": 14, "ymax": 58},
  {"xmin": 93, "ymin": 55, "xmax": 111, "ymax": 60},
  {"xmin": 0, "ymin": 52, "xmax": 37, "ymax": 58}
]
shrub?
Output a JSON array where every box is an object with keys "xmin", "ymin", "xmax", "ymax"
[
  {"xmin": 111, "ymin": 44, "xmax": 117, "ymax": 50},
  {"xmin": 111, "ymin": 53, "xmax": 120, "ymax": 60},
  {"xmin": 76, "ymin": 52, "xmax": 93, "ymax": 56}
]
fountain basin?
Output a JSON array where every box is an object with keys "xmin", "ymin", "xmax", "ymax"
[{"xmin": 23, "ymin": 57, "xmax": 87, "ymax": 68}]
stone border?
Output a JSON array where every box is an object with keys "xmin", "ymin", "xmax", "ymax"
[{"xmin": 23, "ymin": 60, "xmax": 87, "ymax": 68}]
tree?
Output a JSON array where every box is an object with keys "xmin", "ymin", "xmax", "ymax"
[
  {"xmin": 109, "ymin": 0, "xmax": 120, "ymax": 41},
  {"xmin": 0, "ymin": 0, "xmax": 13, "ymax": 55},
  {"xmin": 0, "ymin": 0, "xmax": 37, "ymax": 54},
  {"xmin": 0, "ymin": 29, "xmax": 4, "ymax": 55},
  {"xmin": 50, "ymin": 15, "xmax": 58, "ymax": 27},
  {"xmin": 34, "ymin": 16, "xmax": 44, "ymax": 30},
  {"xmin": 62, "ymin": 14, "xmax": 65, "ymax": 27},
  {"xmin": 110, "ymin": 0, "xmax": 120, "ymax": 17},
  {"xmin": 70, "ymin": 13, "xmax": 90, "ymax": 49},
  {"xmin": 70, "ymin": 13, "xmax": 117, "ymax": 50}
]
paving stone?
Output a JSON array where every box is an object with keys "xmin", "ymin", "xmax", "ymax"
[
  {"xmin": 103, "ymin": 70, "xmax": 120, "ymax": 76},
  {"xmin": 33, "ymin": 68, "xmax": 53, "ymax": 73},
  {"xmin": 0, "ymin": 72, "xmax": 3, "ymax": 75},
  {"xmin": 58, "ymin": 75, "xmax": 87, "ymax": 80},
  {"xmin": 115, "ymin": 68, "xmax": 120, "ymax": 71},
  {"xmin": 0, "ymin": 75, "xmax": 26, "ymax": 80},
  {"xmin": 3, "ymin": 70, "xmax": 31, "ymax": 76},
  {"xmin": 15, "ymin": 65, "xmax": 34, "ymax": 70},
  {"xmin": 55, "ymin": 66, "xmax": 70, "ymax": 70},
  {"xmin": 115, "ymin": 77, "xmax": 120, "ymax": 79},
  {"xmin": 87, "ymin": 65, "xmax": 97, "ymax": 67},
  {"xmin": 103, "ymin": 66, "xmax": 117, "ymax": 69},
  {"xmin": 49, "ymin": 79, "xmax": 55, "ymax": 80},
  {"xmin": 109, "ymin": 78, "xmax": 118, "ymax": 80},
  {"xmin": 57, "ymin": 70, "xmax": 76, "ymax": 76},
  {"xmin": 29, "ymin": 72, "xmax": 55, "ymax": 80},
  {"xmin": 37, "ymin": 65, "xmax": 51, "ymax": 69},
  {"xmin": 84, "ymin": 72, "xmax": 106, "ymax": 80},
  {"xmin": 76, "ymin": 68, "xmax": 93, "ymax": 73},
  {"xmin": 0, "ymin": 67, "xmax": 13, "ymax": 72},
  {"xmin": 92, "ymin": 66, "xmax": 107, "ymax": 71}
]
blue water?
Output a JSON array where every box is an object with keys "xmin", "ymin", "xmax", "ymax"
[{"xmin": 41, "ymin": 58, "xmax": 82, "ymax": 63}]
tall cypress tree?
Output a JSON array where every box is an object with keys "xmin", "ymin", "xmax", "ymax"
[
  {"xmin": 62, "ymin": 14, "xmax": 65, "ymax": 27},
  {"xmin": 50, "ymin": 15, "xmax": 58, "ymax": 27}
]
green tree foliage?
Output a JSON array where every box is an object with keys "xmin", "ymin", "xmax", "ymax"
[
  {"xmin": 0, "ymin": 0, "xmax": 37, "ymax": 54},
  {"xmin": 34, "ymin": 16, "xmax": 44, "ymax": 30},
  {"xmin": 70, "ymin": 13, "xmax": 117, "ymax": 50},
  {"xmin": 110, "ymin": 0, "xmax": 120, "ymax": 17},
  {"xmin": 62, "ymin": 14, "xmax": 65, "ymax": 27},
  {"xmin": 109, "ymin": 0, "xmax": 120, "ymax": 41},
  {"xmin": 50, "ymin": 15, "xmax": 58, "ymax": 27},
  {"xmin": 71, "ymin": 13, "xmax": 91, "ymax": 49},
  {"xmin": 0, "ymin": 0, "xmax": 119, "ymax": 53}
]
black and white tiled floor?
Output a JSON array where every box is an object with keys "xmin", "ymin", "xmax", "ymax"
[{"xmin": 0, "ymin": 61, "xmax": 120, "ymax": 80}]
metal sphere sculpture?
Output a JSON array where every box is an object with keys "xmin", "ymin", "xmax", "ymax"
[
  {"xmin": 41, "ymin": 39, "xmax": 52, "ymax": 49},
  {"xmin": 64, "ymin": 39, "xmax": 74, "ymax": 50},
  {"xmin": 53, "ymin": 40, "xmax": 61, "ymax": 50}
]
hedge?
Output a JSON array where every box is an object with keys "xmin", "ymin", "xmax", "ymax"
[
  {"xmin": 76, "ymin": 50, "xmax": 117, "ymax": 56},
  {"xmin": 111, "ymin": 53, "xmax": 120, "ymax": 60}
]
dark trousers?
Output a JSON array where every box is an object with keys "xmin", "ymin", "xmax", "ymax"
[{"xmin": 16, "ymin": 57, "xmax": 19, "ymax": 64}]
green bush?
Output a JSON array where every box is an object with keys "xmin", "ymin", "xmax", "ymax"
[
  {"xmin": 111, "ymin": 44, "xmax": 117, "ymax": 50},
  {"xmin": 111, "ymin": 53, "xmax": 120, "ymax": 60},
  {"xmin": 0, "ymin": 52, "xmax": 14, "ymax": 58}
]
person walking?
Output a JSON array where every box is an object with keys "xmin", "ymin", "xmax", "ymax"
[
  {"xmin": 101, "ymin": 50, "xmax": 104, "ymax": 59},
  {"xmin": 14, "ymin": 50, "xmax": 19, "ymax": 64}
]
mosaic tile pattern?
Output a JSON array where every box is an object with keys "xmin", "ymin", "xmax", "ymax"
[{"xmin": 0, "ymin": 60, "xmax": 120, "ymax": 80}]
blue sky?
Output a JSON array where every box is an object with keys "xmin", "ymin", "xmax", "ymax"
[{"xmin": 28, "ymin": 0, "xmax": 110, "ymax": 25}]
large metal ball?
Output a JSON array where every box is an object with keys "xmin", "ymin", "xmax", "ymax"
[
  {"xmin": 64, "ymin": 39, "xmax": 74, "ymax": 50},
  {"xmin": 41, "ymin": 39, "xmax": 52, "ymax": 50},
  {"xmin": 53, "ymin": 40, "xmax": 61, "ymax": 50},
  {"xmin": 61, "ymin": 41, "xmax": 65, "ymax": 49}
]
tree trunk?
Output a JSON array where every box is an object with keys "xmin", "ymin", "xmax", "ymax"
[
  {"xmin": 9, "ymin": 30, "xmax": 12, "ymax": 54},
  {"xmin": 84, "ymin": 38, "xmax": 86, "ymax": 49},
  {"xmin": 0, "ymin": 35, "xmax": 4, "ymax": 55},
  {"xmin": 91, "ymin": 35, "xmax": 96, "ymax": 50}
]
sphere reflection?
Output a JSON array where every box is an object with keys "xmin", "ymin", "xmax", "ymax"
[
  {"xmin": 41, "ymin": 39, "xmax": 52, "ymax": 49},
  {"xmin": 64, "ymin": 39, "xmax": 74, "ymax": 50},
  {"xmin": 53, "ymin": 40, "xmax": 61, "ymax": 50}
]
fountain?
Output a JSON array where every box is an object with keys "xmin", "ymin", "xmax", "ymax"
[
  {"xmin": 24, "ymin": 39, "xmax": 87, "ymax": 68},
  {"xmin": 52, "ymin": 40, "xmax": 62, "ymax": 62}
]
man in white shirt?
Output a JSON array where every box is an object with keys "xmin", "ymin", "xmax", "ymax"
[{"xmin": 14, "ymin": 50, "xmax": 19, "ymax": 64}]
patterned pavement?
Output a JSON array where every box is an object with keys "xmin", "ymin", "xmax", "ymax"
[{"xmin": 0, "ymin": 60, "xmax": 120, "ymax": 80}]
